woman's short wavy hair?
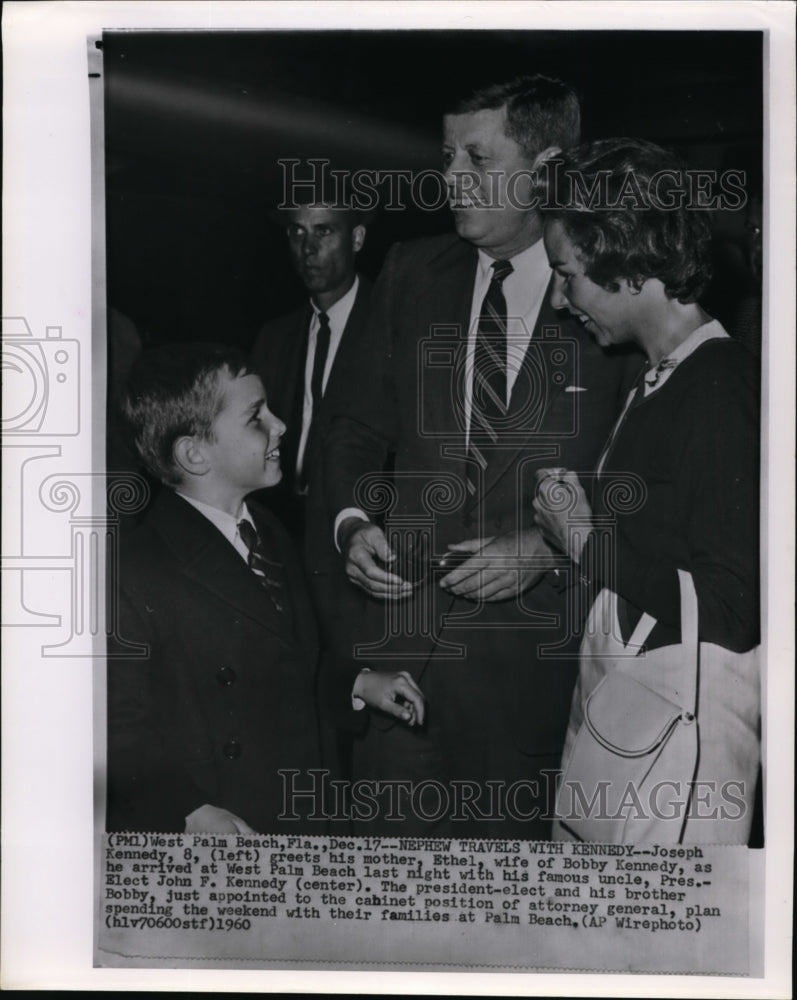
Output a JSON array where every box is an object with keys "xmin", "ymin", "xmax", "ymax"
[{"xmin": 541, "ymin": 138, "xmax": 713, "ymax": 302}]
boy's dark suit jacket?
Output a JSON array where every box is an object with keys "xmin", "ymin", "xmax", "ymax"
[
  {"xmin": 325, "ymin": 235, "xmax": 637, "ymax": 835},
  {"xmin": 106, "ymin": 488, "xmax": 328, "ymax": 833},
  {"xmin": 251, "ymin": 276, "xmax": 372, "ymax": 660}
]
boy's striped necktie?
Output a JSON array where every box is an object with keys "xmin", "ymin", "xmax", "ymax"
[{"xmin": 237, "ymin": 518, "xmax": 287, "ymax": 615}]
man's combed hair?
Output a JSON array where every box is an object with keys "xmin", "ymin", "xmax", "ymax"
[
  {"xmin": 541, "ymin": 138, "xmax": 713, "ymax": 303},
  {"xmin": 450, "ymin": 74, "xmax": 581, "ymax": 160},
  {"xmin": 120, "ymin": 343, "xmax": 254, "ymax": 486}
]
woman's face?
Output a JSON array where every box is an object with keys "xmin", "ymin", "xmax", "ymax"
[{"xmin": 543, "ymin": 218, "xmax": 640, "ymax": 349}]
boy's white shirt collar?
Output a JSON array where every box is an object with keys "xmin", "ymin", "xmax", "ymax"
[{"xmin": 175, "ymin": 491, "xmax": 255, "ymax": 562}]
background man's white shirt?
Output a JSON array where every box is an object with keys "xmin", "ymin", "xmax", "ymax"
[{"xmin": 296, "ymin": 275, "xmax": 360, "ymax": 480}]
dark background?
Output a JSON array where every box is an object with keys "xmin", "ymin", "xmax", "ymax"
[{"xmin": 102, "ymin": 29, "xmax": 763, "ymax": 350}]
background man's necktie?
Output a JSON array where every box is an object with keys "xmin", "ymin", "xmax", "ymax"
[
  {"xmin": 299, "ymin": 310, "xmax": 331, "ymax": 492},
  {"xmin": 310, "ymin": 311, "xmax": 331, "ymax": 407},
  {"xmin": 237, "ymin": 518, "xmax": 289, "ymax": 616},
  {"xmin": 467, "ymin": 259, "xmax": 514, "ymax": 494}
]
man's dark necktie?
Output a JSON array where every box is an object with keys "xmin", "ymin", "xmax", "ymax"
[
  {"xmin": 237, "ymin": 518, "xmax": 289, "ymax": 617},
  {"xmin": 467, "ymin": 259, "xmax": 514, "ymax": 494},
  {"xmin": 298, "ymin": 311, "xmax": 331, "ymax": 492},
  {"xmin": 310, "ymin": 311, "xmax": 331, "ymax": 406}
]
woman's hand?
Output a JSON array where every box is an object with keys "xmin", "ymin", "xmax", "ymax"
[{"xmin": 532, "ymin": 468, "xmax": 593, "ymax": 564}]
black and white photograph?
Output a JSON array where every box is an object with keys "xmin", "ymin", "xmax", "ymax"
[{"xmin": 2, "ymin": 1, "xmax": 794, "ymax": 993}]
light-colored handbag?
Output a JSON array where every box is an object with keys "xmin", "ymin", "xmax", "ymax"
[{"xmin": 555, "ymin": 570, "xmax": 760, "ymax": 844}]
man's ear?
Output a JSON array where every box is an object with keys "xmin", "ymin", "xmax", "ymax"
[
  {"xmin": 173, "ymin": 435, "xmax": 210, "ymax": 479},
  {"xmin": 351, "ymin": 224, "xmax": 366, "ymax": 254},
  {"xmin": 531, "ymin": 145, "xmax": 563, "ymax": 171}
]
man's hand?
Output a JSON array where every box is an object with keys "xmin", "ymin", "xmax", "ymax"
[
  {"xmin": 439, "ymin": 529, "xmax": 554, "ymax": 602},
  {"xmin": 532, "ymin": 468, "xmax": 593, "ymax": 563},
  {"xmin": 352, "ymin": 669, "xmax": 426, "ymax": 727},
  {"xmin": 184, "ymin": 804, "xmax": 257, "ymax": 834},
  {"xmin": 340, "ymin": 518, "xmax": 413, "ymax": 599}
]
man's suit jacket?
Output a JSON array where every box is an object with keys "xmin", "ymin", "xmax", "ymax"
[
  {"xmin": 106, "ymin": 488, "xmax": 326, "ymax": 833},
  {"xmin": 251, "ymin": 277, "xmax": 373, "ymax": 660},
  {"xmin": 325, "ymin": 234, "xmax": 638, "ymax": 757}
]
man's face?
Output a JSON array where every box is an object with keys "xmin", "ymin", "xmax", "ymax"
[
  {"xmin": 544, "ymin": 218, "xmax": 638, "ymax": 350},
  {"xmin": 442, "ymin": 105, "xmax": 540, "ymax": 259},
  {"xmin": 201, "ymin": 371, "xmax": 285, "ymax": 505},
  {"xmin": 285, "ymin": 205, "xmax": 363, "ymax": 305}
]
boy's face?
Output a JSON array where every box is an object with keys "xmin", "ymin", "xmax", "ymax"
[{"xmin": 200, "ymin": 371, "xmax": 285, "ymax": 507}]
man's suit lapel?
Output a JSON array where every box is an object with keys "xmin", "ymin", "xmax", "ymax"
[
  {"xmin": 276, "ymin": 305, "xmax": 312, "ymax": 487},
  {"xmin": 418, "ymin": 243, "xmax": 478, "ymax": 471},
  {"xmin": 320, "ymin": 276, "xmax": 371, "ymax": 419},
  {"xmin": 475, "ymin": 276, "xmax": 573, "ymax": 503},
  {"xmin": 150, "ymin": 490, "xmax": 294, "ymax": 643},
  {"xmin": 261, "ymin": 304, "xmax": 311, "ymax": 416}
]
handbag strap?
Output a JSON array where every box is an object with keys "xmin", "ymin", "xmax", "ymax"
[
  {"xmin": 676, "ymin": 569, "xmax": 699, "ymax": 718},
  {"xmin": 620, "ymin": 570, "xmax": 699, "ymax": 717},
  {"xmin": 625, "ymin": 609, "xmax": 657, "ymax": 651}
]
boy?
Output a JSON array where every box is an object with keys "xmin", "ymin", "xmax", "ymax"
[{"xmin": 107, "ymin": 343, "xmax": 423, "ymax": 834}]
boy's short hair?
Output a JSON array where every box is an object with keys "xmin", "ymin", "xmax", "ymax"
[{"xmin": 120, "ymin": 342, "xmax": 254, "ymax": 486}]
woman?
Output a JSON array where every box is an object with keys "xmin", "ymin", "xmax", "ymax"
[{"xmin": 533, "ymin": 139, "xmax": 760, "ymax": 844}]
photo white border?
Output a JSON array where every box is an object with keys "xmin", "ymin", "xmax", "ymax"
[{"xmin": 2, "ymin": 1, "xmax": 793, "ymax": 994}]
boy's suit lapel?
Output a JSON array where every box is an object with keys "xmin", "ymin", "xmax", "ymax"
[
  {"xmin": 250, "ymin": 501, "xmax": 319, "ymax": 660},
  {"xmin": 150, "ymin": 490, "xmax": 295, "ymax": 643}
]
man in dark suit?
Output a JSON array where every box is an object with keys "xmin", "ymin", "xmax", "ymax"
[
  {"xmin": 251, "ymin": 199, "xmax": 373, "ymax": 661},
  {"xmin": 325, "ymin": 76, "xmax": 637, "ymax": 838},
  {"xmin": 107, "ymin": 343, "xmax": 325, "ymax": 833}
]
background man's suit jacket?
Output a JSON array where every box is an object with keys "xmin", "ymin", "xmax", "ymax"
[
  {"xmin": 107, "ymin": 488, "xmax": 326, "ymax": 833},
  {"xmin": 251, "ymin": 276, "xmax": 373, "ymax": 661},
  {"xmin": 325, "ymin": 235, "xmax": 638, "ymax": 762}
]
